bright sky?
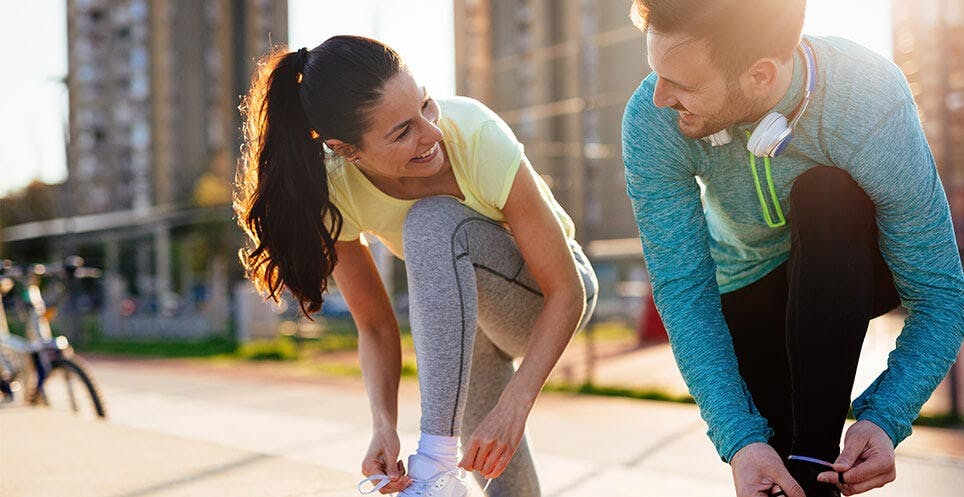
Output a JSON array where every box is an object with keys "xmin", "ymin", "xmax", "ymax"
[
  {"xmin": 0, "ymin": 0, "xmax": 893, "ymax": 197},
  {"xmin": 0, "ymin": 0, "xmax": 69, "ymax": 196}
]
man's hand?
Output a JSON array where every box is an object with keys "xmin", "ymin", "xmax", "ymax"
[
  {"xmin": 817, "ymin": 420, "xmax": 896, "ymax": 495},
  {"xmin": 731, "ymin": 443, "xmax": 806, "ymax": 497}
]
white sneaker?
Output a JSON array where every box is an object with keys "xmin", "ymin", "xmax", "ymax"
[
  {"xmin": 357, "ymin": 454, "xmax": 474, "ymax": 496},
  {"xmin": 399, "ymin": 454, "xmax": 472, "ymax": 496}
]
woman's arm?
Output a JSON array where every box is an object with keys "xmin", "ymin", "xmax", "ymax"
[
  {"xmin": 459, "ymin": 161, "xmax": 586, "ymax": 477},
  {"xmin": 332, "ymin": 239, "xmax": 410, "ymax": 492},
  {"xmin": 498, "ymin": 162, "xmax": 585, "ymax": 406}
]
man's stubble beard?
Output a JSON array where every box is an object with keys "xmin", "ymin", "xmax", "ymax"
[{"xmin": 678, "ymin": 81, "xmax": 759, "ymax": 140}]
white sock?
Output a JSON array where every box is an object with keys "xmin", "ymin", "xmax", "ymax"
[{"xmin": 416, "ymin": 432, "xmax": 460, "ymax": 469}]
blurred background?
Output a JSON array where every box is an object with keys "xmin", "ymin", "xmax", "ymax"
[{"xmin": 0, "ymin": 0, "xmax": 961, "ymax": 418}]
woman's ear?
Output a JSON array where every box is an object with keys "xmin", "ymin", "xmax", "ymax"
[{"xmin": 325, "ymin": 139, "xmax": 359, "ymax": 161}]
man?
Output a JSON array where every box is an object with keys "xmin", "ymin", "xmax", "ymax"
[{"xmin": 621, "ymin": 1, "xmax": 964, "ymax": 496}]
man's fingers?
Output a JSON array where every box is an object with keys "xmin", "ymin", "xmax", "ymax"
[
  {"xmin": 833, "ymin": 430, "xmax": 869, "ymax": 472},
  {"xmin": 838, "ymin": 471, "xmax": 896, "ymax": 496},
  {"xmin": 833, "ymin": 439, "xmax": 867, "ymax": 471},
  {"xmin": 839, "ymin": 454, "xmax": 890, "ymax": 484},
  {"xmin": 774, "ymin": 471, "xmax": 806, "ymax": 497}
]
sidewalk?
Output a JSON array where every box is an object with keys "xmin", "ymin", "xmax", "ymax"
[
  {"xmin": 2, "ymin": 357, "xmax": 962, "ymax": 497},
  {"xmin": 551, "ymin": 310, "xmax": 962, "ymax": 416}
]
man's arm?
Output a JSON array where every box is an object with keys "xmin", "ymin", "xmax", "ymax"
[
  {"xmin": 621, "ymin": 85, "xmax": 771, "ymax": 462},
  {"xmin": 835, "ymin": 94, "xmax": 964, "ymax": 446}
]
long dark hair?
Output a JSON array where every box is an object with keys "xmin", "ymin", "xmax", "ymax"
[{"xmin": 235, "ymin": 35, "xmax": 404, "ymax": 316}]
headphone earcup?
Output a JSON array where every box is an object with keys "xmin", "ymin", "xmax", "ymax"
[
  {"xmin": 703, "ymin": 128, "xmax": 733, "ymax": 147},
  {"xmin": 747, "ymin": 113, "xmax": 789, "ymax": 157}
]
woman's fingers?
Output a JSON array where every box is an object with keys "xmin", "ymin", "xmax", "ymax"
[
  {"xmin": 459, "ymin": 441, "xmax": 482, "ymax": 470},
  {"xmin": 378, "ymin": 476, "xmax": 413, "ymax": 494},
  {"xmin": 472, "ymin": 440, "xmax": 497, "ymax": 472},
  {"xmin": 480, "ymin": 444, "xmax": 507, "ymax": 476},
  {"xmin": 361, "ymin": 453, "xmax": 410, "ymax": 494},
  {"xmin": 361, "ymin": 457, "xmax": 385, "ymax": 477},
  {"xmin": 484, "ymin": 446, "xmax": 515, "ymax": 479}
]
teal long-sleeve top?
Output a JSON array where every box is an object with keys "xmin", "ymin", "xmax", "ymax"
[{"xmin": 621, "ymin": 35, "xmax": 964, "ymax": 462}]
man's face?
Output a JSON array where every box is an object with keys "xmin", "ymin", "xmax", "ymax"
[{"xmin": 646, "ymin": 29, "xmax": 755, "ymax": 139}]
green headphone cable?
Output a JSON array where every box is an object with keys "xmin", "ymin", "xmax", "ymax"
[{"xmin": 746, "ymin": 131, "xmax": 787, "ymax": 228}]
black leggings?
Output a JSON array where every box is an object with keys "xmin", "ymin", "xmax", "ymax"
[{"xmin": 721, "ymin": 166, "xmax": 900, "ymax": 464}]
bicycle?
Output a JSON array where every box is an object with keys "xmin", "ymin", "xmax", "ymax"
[{"xmin": 0, "ymin": 257, "xmax": 107, "ymax": 419}]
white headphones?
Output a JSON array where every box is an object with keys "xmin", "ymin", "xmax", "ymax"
[{"xmin": 703, "ymin": 40, "xmax": 817, "ymax": 158}]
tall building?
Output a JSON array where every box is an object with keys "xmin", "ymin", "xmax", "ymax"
[
  {"xmin": 454, "ymin": 0, "xmax": 646, "ymax": 247},
  {"xmin": 892, "ymin": 0, "xmax": 964, "ymax": 198},
  {"xmin": 3, "ymin": 0, "xmax": 287, "ymax": 338},
  {"xmin": 892, "ymin": 0, "xmax": 964, "ymax": 416},
  {"xmin": 66, "ymin": 0, "xmax": 287, "ymax": 214},
  {"xmin": 454, "ymin": 0, "xmax": 650, "ymax": 317}
]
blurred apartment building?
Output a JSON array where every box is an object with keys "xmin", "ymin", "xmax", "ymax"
[
  {"xmin": 3, "ymin": 0, "xmax": 287, "ymax": 338},
  {"xmin": 453, "ymin": 0, "xmax": 650, "ymax": 316},
  {"xmin": 894, "ymin": 0, "xmax": 964, "ymax": 415},
  {"xmin": 892, "ymin": 0, "xmax": 964, "ymax": 232}
]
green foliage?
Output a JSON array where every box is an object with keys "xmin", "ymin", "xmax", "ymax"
[
  {"xmin": 80, "ymin": 336, "xmax": 237, "ymax": 357},
  {"xmin": 543, "ymin": 381, "xmax": 696, "ymax": 404},
  {"xmin": 400, "ymin": 360, "xmax": 418, "ymax": 377},
  {"xmin": 912, "ymin": 413, "xmax": 964, "ymax": 428},
  {"xmin": 235, "ymin": 337, "xmax": 299, "ymax": 361}
]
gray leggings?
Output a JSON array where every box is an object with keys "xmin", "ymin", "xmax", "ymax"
[{"xmin": 403, "ymin": 197, "xmax": 598, "ymax": 497}]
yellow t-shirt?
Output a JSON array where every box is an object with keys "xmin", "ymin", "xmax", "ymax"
[{"xmin": 325, "ymin": 96, "xmax": 575, "ymax": 259}]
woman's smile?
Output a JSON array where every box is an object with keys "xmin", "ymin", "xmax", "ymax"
[{"xmin": 411, "ymin": 142, "xmax": 440, "ymax": 163}]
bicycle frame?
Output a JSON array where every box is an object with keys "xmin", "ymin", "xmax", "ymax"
[{"xmin": 0, "ymin": 268, "xmax": 72, "ymax": 399}]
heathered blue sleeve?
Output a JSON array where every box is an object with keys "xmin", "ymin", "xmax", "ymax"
[
  {"xmin": 622, "ymin": 77, "xmax": 772, "ymax": 462},
  {"xmin": 829, "ymin": 65, "xmax": 964, "ymax": 445}
]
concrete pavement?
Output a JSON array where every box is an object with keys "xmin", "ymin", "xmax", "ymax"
[
  {"xmin": 551, "ymin": 310, "xmax": 963, "ymax": 416},
  {"xmin": 1, "ymin": 357, "xmax": 962, "ymax": 497}
]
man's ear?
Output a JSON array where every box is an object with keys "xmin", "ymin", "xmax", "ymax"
[
  {"xmin": 744, "ymin": 58, "xmax": 780, "ymax": 97},
  {"xmin": 325, "ymin": 139, "xmax": 359, "ymax": 160}
]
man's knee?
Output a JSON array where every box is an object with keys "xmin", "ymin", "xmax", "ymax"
[{"xmin": 790, "ymin": 166, "xmax": 875, "ymax": 230}]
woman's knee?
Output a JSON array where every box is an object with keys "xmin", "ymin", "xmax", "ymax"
[{"xmin": 402, "ymin": 196, "xmax": 466, "ymax": 256}]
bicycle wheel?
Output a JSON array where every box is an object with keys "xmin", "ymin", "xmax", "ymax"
[{"xmin": 38, "ymin": 356, "xmax": 107, "ymax": 419}]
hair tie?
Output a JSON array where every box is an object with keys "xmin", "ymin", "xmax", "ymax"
[{"xmin": 297, "ymin": 47, "xmax": 309, "ymax": 70}]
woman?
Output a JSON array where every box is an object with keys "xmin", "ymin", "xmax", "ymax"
[{"xmin": 235, "ymin": 35, "xmax": 597, "ymax": 497}]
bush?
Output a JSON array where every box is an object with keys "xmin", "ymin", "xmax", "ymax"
[
  {"xmin": 235, "ymin": 337, "xmax": 299, "ymax": 361},
  {"xmin": 80, "ymin": 336, "xmax": 236, "ymax": 357}
]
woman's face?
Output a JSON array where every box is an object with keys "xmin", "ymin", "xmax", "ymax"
[{"xmin": 334, "ymin": 71, "xmax": 445, "ymax": 181}]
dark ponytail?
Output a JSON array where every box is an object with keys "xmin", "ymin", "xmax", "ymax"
[{"xmin": 235, "ymin": 36, "xmax": 404, "ymax": 316}]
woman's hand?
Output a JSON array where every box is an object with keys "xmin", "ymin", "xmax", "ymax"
[
  {"xmin": 361, "ymin": 427, "xmax": 411, "ymax": 494},
  {"xmin": 458, "ymin": 397, "xmax": 531, "ymax": 479}
]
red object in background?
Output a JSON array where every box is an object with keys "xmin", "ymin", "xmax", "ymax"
[{"xmin": 637, "ymin": 291, "xmax": 668, "ymax": 345}]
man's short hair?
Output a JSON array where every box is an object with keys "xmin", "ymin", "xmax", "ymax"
[{"xmin": 631, "ymin": 0, "xmax": 806, "ymax": 75}]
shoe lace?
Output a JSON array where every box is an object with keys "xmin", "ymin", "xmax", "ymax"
[{"xmin": 357, "ymin": 474, "xmax": 391, "ymax": 495}]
